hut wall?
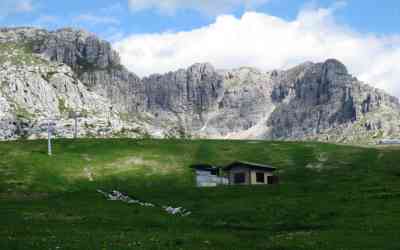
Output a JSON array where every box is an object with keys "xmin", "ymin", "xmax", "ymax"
[
  {"xmin": 196, "ymin": 170, "xmax": 228, "ymax": 187},
  {"xmin": 250, "ymin": 170, "xmax": 274, "ymax": 185},
  {"xmin": 228, "ymin": 166, "xmax": 251, "ymax": 185}
]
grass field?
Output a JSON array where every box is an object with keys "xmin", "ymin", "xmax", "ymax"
[{"xmin": 0, "ymin": 139, "xmax": 399, "ymax": 250}]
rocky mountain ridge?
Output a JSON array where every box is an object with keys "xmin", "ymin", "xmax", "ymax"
[{"xmin": 0, "ymin": 27, "xmax": 399, "ymax": 143}]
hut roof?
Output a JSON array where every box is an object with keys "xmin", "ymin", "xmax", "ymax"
[
  {"xmin": 223, "ymin": 161, "xmax": 276, "ymax": 172},
  {"xmin": 190, "ymin": 164, "xmax": 219, "ymax": 172}
]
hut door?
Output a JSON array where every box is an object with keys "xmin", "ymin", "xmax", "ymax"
[{"xmin": 256, "ymin": 172, "xmax": 265, "ymax": 183}]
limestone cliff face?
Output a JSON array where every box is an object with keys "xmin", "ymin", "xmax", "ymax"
[
  {"xmin": 0, "ymin": 27, "xmax": 145, "ymax": 114},
  {"xmin": 198, "ymin": 67, "xmax": 277, "ymax": 138},
  {"xmin": 141, "ymin": 63, "xmax": 224, "ymax": 136},
  {"xmin": 1, "ymin": 27, "xmax": 399, "ymax": 144},
  {"xmin": 0, "ymin": 30, "xmax": 146, "ymax": 139},
  {"xmin": 140, "ymin": 59, "xmax": 400, "ymax": 143},
  {"xmin": 266, "ymin": 59, "xmax": 400, "ymax": 142}
]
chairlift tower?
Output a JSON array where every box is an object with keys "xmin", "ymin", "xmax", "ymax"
[
  {"xmin": 47, "ymin": 120, "xmax": 52, "ymax": 156},
  {"xmin": 27, "ymin": 116, "xmax": 62, "ymax": 156},
  {"xmin": 44, "ymin": 118, "xmax": 58, "ymax": 156}
]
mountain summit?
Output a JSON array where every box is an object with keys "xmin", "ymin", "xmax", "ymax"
[{"xmin": 0, "ymin": 27, "xmax": 399, "ymax": 143}]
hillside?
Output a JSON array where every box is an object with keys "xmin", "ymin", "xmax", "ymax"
[
  {"xmin": 0, "ymin": 30, "xmax": 149, "ymax": 139},
  {"xmin": 0, "ymin": 139, "xmax": 400, "ymax": 249},
  {"xmin": 1, "ymin": 27, "xmax": 400, "ymax": 143}
]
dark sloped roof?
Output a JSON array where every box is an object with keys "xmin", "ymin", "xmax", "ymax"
[
  {"xmin": 190, "ymin": 164, "xmax": 219, "ymax": 172},
  {"xmin": 223, "ymin": 161, "xmax": 276, "ymax": 171}
]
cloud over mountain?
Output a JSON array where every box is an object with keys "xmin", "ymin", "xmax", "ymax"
[{"xmin": 114, "ymin": 5, "xmax": 400, "ymax": 97}]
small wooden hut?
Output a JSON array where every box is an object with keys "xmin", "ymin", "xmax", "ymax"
[
  {"xmin": 191, "ymin": 161, "xmax": 278, "ymax": 187},
  {"xmin": 223, "ymin": 161, "xmax": 278, "ymax": 185}
]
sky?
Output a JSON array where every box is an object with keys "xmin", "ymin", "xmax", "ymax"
[{"xmin": 1, "ymin": 0, "xmax": 400, "ymax": 97}]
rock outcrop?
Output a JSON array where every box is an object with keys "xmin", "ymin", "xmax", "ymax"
[
  {"xmin": 140, "ymin": 59, "xmax": 400, "ymax": 143},
  {"xmin": 142, "ymin": 63, "xmax": 224, "ymax": 137},
  {"xmin": 266, "ymin": 59, "xmax": 400, "ymax": 142},
  {"xmin": 0, "ymin": 31, "xmax": 147, "ymax": 139},
  {"xmin": 1, "ymin": 27, "xmax": 399, "ymax": 144},
  {"xmin": 0, "ymin": 27, "xmax": 145, "ymax": 114}
]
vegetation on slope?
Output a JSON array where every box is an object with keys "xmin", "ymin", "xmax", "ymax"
[
  {"xmin": 0, "ymin": 139, "xmax": 399, "ymax": 249},
  {"xmin": 0, "ymin": 42, "xmax": 48, "ymax": 66}
]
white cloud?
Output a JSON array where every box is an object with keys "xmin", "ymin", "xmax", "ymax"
[
  {"xmin": 0, "ymin": 0, "xmax": 36, "ymax": 18},
  {"xmin": 128, "ymin": 0, "xmax": 270, "ymax": 15},
  {"xmin": 15, "ymin": 0, "xmax": 34, "ymax": 12},
  {"xmin": 114, "ymin": 5, "xmax": 400, "ymax": 98}
]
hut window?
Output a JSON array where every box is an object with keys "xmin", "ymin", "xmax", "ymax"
[
  {"xmin": 234, "ymin": 173, "xmax": 245, "ymax": 184},
  {"xmin": 256, "ymin": 172, "xmax": 265, "ymax": 183}
]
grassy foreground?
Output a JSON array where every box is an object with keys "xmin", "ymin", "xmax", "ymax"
[{"xmin": 0, "ymin": 139, "xmax": 399, "ymax": 250}]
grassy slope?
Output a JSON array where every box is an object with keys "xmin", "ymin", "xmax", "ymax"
[{"xmin": 0, "ymin": 139, "xmax": 399, "ymax": 250}]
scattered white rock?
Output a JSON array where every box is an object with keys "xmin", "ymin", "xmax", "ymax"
[
  {"xmin": 97, "ymin": 190, "xmax": 191, "ymax": 216},
  {"xmin": 305, "ymin": 163, "xmax": 325, "ymax": 172},
  {"xmin": 163, "ymin": 206, "xmax": 191, "ymax": 216}
]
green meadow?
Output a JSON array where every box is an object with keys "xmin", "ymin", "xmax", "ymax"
[{"xmin": 0, "ymin": 139, "xmax": 399, "ymax": 249}]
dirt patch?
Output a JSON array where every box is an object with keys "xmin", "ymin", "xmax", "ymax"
[
  {"xmin": 104, "ymin": 156, "xmax": 184, "ymax": 175},
  {"xmin": 63, "ymin": 156, "xmax": 185, "ymax": 181},
  {"xmin": 84, "ymin": 167, "xmax": 94, "ymax": 181},
  {"xmin": 81, "ymin": 154, "xmax": 92, "ymax": 162}
]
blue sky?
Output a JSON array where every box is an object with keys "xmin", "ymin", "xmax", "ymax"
[
  {"xmin": 1, "ymin": 0, "xmax": 400, "ymax": 97},
  {"xmin": 1, "ymin": 0, "xmax": 400, "ymax": 39}
]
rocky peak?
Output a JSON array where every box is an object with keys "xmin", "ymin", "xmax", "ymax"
[
  {"xmin": 142, "ymin": 62, "xmax": 223, "ymax": 117},
  {"xmin": 0, "ymin": 27, "xmax": 121, "ymax": 73},
  {"xmin": 322, "ymin": 58, "xmax": 348, "ymax": 75},
  {"xmin": 222, "ymin": 66, "xmax": 272, "ymax": 91},
  {"xmin": 271, "ymin": 58, "xmax": 352, "ymax": 105},
  {"xmin": 188, "ymin": 63, "xmax": 215, "ymax": 75},
  {"xmin": 33, "ymin": 28, "xmax": 121, "ymax": 72},
  {"xmin": 319, "ymin": 58, "xmax": 349, "ymax": 87},
  {"xmin": 52, "ymin": 27, "xmax": 93, "ymax": 40},
  {"xmin": 0, "ymin": 27, "xmax": 144, "ymax": 114}
]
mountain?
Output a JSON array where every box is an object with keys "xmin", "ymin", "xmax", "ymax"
[
  {"xmin": 0, "ymin": 27, "xmax": 399, "ymax": 143},
  {"xmin": 0, "ymin": 27, "xmax": 148, "ymax": 139}
]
